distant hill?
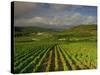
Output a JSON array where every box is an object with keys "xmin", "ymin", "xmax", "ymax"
[
  {"xmin": 64, "ymin": 24, "xmax": 96, "ymax": 32},
  {"xmin": 14, "ymin": 24, "xmax": 97, "ymax": 37},
  {"xmin": 14, "ymin": 26, "xmax": 58, "ymax": 37},
  {"xmin": 15, "ymin": 24, "xmax": 97, "ymax": 33},
  {"xmin": 70, "ymin": 24, "xmax": 97, "ymax": 32},
  {"xmin": 15, "ymin": 26, "xmax": 56, "ymax": 33},
  {"xmin": 62, "ymin": 24, "xmax": 97, "ymax": 36},
  {"xmin": 14, "ymin": 24, "xmax": 97, "ymax": 42}
]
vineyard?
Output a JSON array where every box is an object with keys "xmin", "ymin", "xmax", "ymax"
[
  {"xmin": 13, "ymin": 25, "xmax": 97, "ymax": 73},
  {"xmin": 14, "ymin": 41, "xmax": 97, "ymax": 73}
]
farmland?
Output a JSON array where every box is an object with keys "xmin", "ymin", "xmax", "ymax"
[{"xmin": 14, "ymin": 24, "xmax": 97, "ymax": 73}]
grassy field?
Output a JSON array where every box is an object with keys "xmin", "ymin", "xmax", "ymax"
[{"xmin": 14, "ymin": 24, "xmax": 97, "ymax": 73}]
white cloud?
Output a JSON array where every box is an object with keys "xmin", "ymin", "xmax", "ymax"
[
  {"xmin": 62, "ymin": 13, "xmax": 97, "ymax": 25},
  {"xmin": 15, "ymin": 12, "xmax": 97, "ymax": 27},
  {"xmin": 83, "ymin": 16, "xmax": 97, "ymax": 24}
]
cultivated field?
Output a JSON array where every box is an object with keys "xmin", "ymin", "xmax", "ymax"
[{"xmin": 14, "ymin": 25, "xmax": 97, "ymax": 73}]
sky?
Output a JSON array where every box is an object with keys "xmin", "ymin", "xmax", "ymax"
[{"xmin": 14, "ymin": 1, "xmax": 97, "ymax": 28}]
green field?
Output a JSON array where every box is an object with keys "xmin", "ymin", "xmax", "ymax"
[{"xmin": 14, "ymin": 24, "xmax": 97, "ymax": 73}]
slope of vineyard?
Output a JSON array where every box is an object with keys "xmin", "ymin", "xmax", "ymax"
[
  {"xmin": 14, "ymin": 42, "xmax": 97, "ymax": 73},
  {"xmin": 14, "ymin": 25, "xmax": 97, "ymax": 73}
]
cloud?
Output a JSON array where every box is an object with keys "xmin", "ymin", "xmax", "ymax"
[
  {"xmin": 14, "ymin": 1, "xmax": 39, "ymax": 18},
  {"xmin": 62, "ymin": 13, "xmax": 97, "ymax": 25},
  {"xmin": 83, "ymin": 16, "xmax": 97, "ymax": 24},
  {"xmin": 15, "ymin": 16, "xmax": 49, "ymax": 26},
  {"xmin": 14, "ymin": 2, "xmax": 76, "ymax": 19},
  {"xmin": 14, "ymin": 2, "xmax": 97, "ymax": 27},
  {"xmin": 49, "ymin": 4, "xmax": 74, "ymax": 11},
  {"xmin": 15, "ymin": 12, "xmax": 97, "ymax": 27}
]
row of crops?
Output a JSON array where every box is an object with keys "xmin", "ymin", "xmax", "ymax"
[{"xmin": 14, "ymin": 42, "xmax": 97, "ymax": 73}]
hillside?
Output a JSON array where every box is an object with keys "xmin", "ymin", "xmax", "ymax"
[
  {"xmin": 63, "ymin": 24, "xmax": 97, "ymax": 36},
  {"xmin": 14, "ymin": 24, "xmax": 97, "ymax": 42},
  {"xmin": 70, "ymin": 24, "xmax": 97, "ymax": 32},
  {"xmin": 14, "ymin": 26, "xmax": 57, "ymax": 37},
  {"xmin": 15, "ymin": 26, "xmax": 56, "ymax": 33}
]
